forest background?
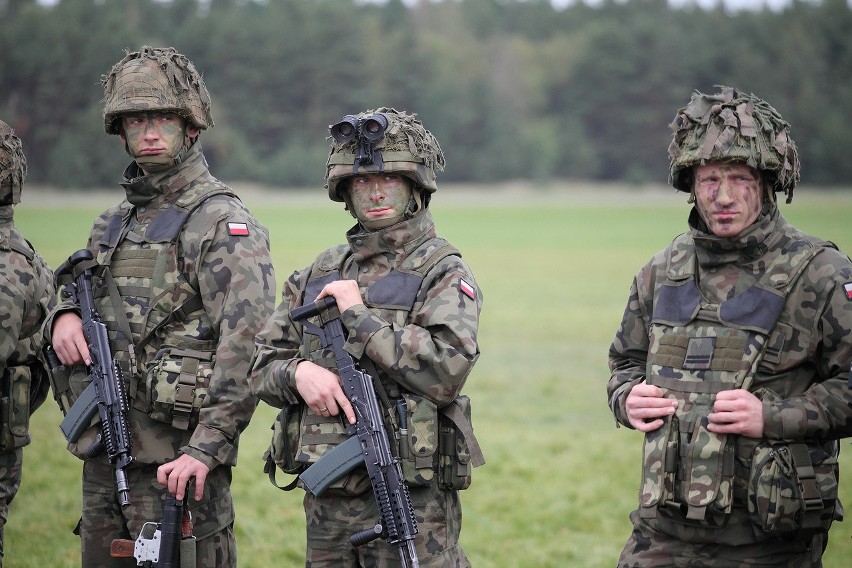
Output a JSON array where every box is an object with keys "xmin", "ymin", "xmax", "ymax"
[{"xmin": 1, "ymin": 0, "xmax": 851, "ymax": 190}]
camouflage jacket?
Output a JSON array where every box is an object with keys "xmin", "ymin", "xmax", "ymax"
[
  {"xmin": 250, "ymin": 208, "xmax": 481, "ymax": 424},
  {"xmin": 0, "ymin": 206, "xmax": 54, "ymax": 449},
  {"xmin": 45, "ymin": 143, "xmax": 275, "ymax": 468},
  {"xmin": 608, "ymin": 205, "xmax": 852, "ymax": 543},
  {"xmin": 608, "ymin": 205, "xmax": 852, "ymax": 440}
]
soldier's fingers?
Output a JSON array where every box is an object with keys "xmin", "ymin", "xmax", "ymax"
[
  {"xmin": 629, "ymin": 405, "xmax": 675, "ymax": 422},
  {"xmin": 156, "ymin": 463, "xmax": 173, "ymax": 486},
  {"xmin": 75, "ymin": 335, "xmax": 91, "ymax": 365},
  {"xmin": 193, "ymin": 472, "xmax": 207, "ymax": 501},
  {"xmin": 172, "ymin": 470, "xmax": 192, "ymax": 501},
  {"xmin": 629, "ymin": 382, "xmax": 665, "ymax": 398},
  {"xmin": 707, "ymin": 411, "xmax": 737, "ymax": 425},
  {"xmin": 631, "ymin": 417, "xmax": 664, "ymax": 432},
  {"xmin": 627, "ymin": 396, "xmax": 676, "ymax": 412},
  {"xmin": 337, "ymin": 396, "xmax": 356, "ymax": 425}
]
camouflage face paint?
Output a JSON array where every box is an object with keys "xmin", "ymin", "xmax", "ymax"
[
  {"xmin": 346, "ymin": 173, "xmax": 413, "ymax": 230},
  {"xmin": 693, "ymin": 162, "xmax": 764, "ymax": 238},
  {"xmin": 120, "ymin": 112, "xmax": 189, "ymax": 172}
]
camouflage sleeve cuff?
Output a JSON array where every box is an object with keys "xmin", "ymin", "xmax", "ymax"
[
  {"xmin": 179, "ymin": 445, "xmax": 221, "ymax": 471},
  {"xmin": 610, "ymin": 381, "xmax": 635, "ymax": 429},
  {"xmin": 341, "ymin": 303, "xmax": 386, "ymax": 360},
  {"xmin": 42, "ymin": 303, "xmax": 80, "ymax": 343},
  {"xmin": 762, "ymin": 399, "xmax": 805, "ymax": 440},
  {"xmin": 185, "ymin": 423, "xmax": 237, "ymax": 467},
  {"xmin": 283, "ymin": 358, "xmax": 304, "ymax": 400}
]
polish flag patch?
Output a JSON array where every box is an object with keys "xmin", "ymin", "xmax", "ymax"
[
  {"xmin": 844, "ymin": 282, "xmax": 852, "ymax": 300},
  {"xmin": 228, "ymin": 222, "xmax": 250, "ymax": 236},
  {"xmin": 459, "ymin": 278, "xmax": 476, "ymax": 300}
]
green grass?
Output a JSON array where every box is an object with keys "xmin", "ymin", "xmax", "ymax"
[{"xmin": 7, "ymin": 185, "xmax": 852, "ymax": 567}]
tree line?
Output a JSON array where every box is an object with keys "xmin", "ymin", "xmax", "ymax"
[{"xmin": 1, "ymin": 0, "xmax": 850, "ymax": 189}]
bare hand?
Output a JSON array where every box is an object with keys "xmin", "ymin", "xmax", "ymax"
[
  {"xmin": 625, "ymin": 382, "xmax": 677, "ymax": 432},
  {"xmin": 294, "ymin": 360, "xmax": 356, "ymax": 425},
  {"xmin": 51, "ymin": 312, "xmax": 90, "ymax": 366},
  {"xmin": 157, "ymin": 454, "xmax": 210, "ymax": 502},
  {"xmin": 707, "ymin": 389, "xmax": 764, "ymax": 438},
  {"xmin": 315, "ymin": 280, "xmax": 363, "ymax": 314}
]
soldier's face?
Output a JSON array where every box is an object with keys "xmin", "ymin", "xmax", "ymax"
[
  {"xmin": 120, "ymin": 112, "xmax": 199, "ymax": 172},
  {"xmin": 346, "ymin": 173, "xmax": 413, "ymax": 230},
  {"xmin": 693, "ymin": 162, "xmax": 764, "ymax": 238}
]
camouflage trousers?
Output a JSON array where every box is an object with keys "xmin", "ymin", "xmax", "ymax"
[
  {"xmin": 79, "ymin": 460, "xmax": 236, "ymax": 568},
  {"xmin": 617, "ymin": 509, "xmax": 825, "ymax": 567},
  {"xmin": 0, "ymin": 449, "xmax": 22, "ymax": 568},
  {"xmin": 303, "ymin": 482, "xmax": 469, "ymax": 567}
]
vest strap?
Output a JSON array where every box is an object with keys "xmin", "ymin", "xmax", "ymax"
[
  {"xmin": 172, "ymin": 356, "xmax": 199, "ymax": 431},
  {"xmin": 789, "ymin": 443, "xmax": 824, "ymax": 511},
  {"xmin": 441, "ymin": 401, "xmax": 485, "ymax": 468}
]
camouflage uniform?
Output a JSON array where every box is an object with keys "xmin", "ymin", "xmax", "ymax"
[
  {"xmin": 0, "ymin": 121, "xmax": 54, "ymax": 567},
  {"xmin": 250, "ymin": 109, "xmax": 482, "ymax": 567},
  {"xmin": 43, "ymin": 47, "xmax": 275, "ymax": 567},
  {"xmin": 607, "ymin": 88, "xmax": 852, "ymax": 567}
]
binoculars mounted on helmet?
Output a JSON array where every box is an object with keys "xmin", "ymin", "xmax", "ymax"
[{"xmin": 330, "ymin": 112, "xmax": 389, "ymax": 168}]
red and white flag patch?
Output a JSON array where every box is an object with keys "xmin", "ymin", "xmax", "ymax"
[
  {"xmin": 228, "ymin": 222, "xmax": 250, "ymax": 236},
  {"xmin": 844, "ymin": 282, "xmax": 852, "ymax": 300},
  {"xmin": 459, "ymin": 278, "xmax": 476, "ymax": 300}
]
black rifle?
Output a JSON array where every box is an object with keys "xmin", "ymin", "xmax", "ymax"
[
  {"xmin": 292, "ymin": 297, "xmax": 419, "ymax": 568},
  {"xmin": 56, "ymin": 249, "xmax": 133, "ymax": 507},
  {"xmin": 110, "ymin": 493, "xmax": 191, "ymax": 566}
]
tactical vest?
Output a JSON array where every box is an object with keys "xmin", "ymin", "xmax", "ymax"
[
  {"xmin": 639, "ymin": 231, "xmax": 829, "ymax": 527},
  {"xmin": 272, "ymin": 235, "xmax": 484, "ymax": 494},
  {"xmin": 91, "ymin": 183, "xmax": 237, "ymax": 429},
  {"xmin": 0, "ymin": 227, "xmax": 52, "ymax": 450},
  {"xmin": 302, "ymin": 235, "xmax": 460, "ymax": 394}
]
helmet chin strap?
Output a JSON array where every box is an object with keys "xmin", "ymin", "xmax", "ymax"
[{"xmin": 403, "ymin": 191, "xmax": 424, "ymax": 219}]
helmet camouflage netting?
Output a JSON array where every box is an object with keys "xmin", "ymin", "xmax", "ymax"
[
  {"xmin": 668, "ymin": 86, "xmax": 800, "ymax": 203},
  {"xmin": 102, "ymin": 46, "xmax": 213, "ymax": 135},
  {"xmin": 325, "ymin": 107, "xmax": 445, "ymax": 202},
  {"xmin": 0, "ymin": 120, "xmax": 26, "ymax": 205}
]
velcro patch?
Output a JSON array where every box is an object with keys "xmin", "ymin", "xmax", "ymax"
[
  {"xmin": 844, "ymin": 282, "xmax": 852, "ymax": 300},
  {"xmin": 228, "ymin": 222, "xmax": 249, "ymax": 236},
  {"xmin": 459, "ymin": 278, "xmax": 476, "ymax": 300}
]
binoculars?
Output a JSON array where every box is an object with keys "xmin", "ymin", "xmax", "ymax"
[
  {"xmin": 330, "ymin": 112, "xmax": 389, "ymax": 167},
  {"xmin": 330, "ymin": 112, "xmax": 389, "ymax": 145}
]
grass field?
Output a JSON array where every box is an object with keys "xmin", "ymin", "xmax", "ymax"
[{"xmin": 6, "ymin": 183, "xmax": 852, "ymax": 567}]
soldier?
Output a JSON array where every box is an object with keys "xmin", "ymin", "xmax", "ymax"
[
  {"xmin": 250, "ymin": 108, "xmax": 483, "ymax": 567},
  {"xmin": 0, "ymin": 121, "xmax": 54, "ymax": 567},
  {"xmin": 44, "ymin": 46, "xmax": 275, "ymax": 567},
  {"xmin": 608, "ymin": 86, "xmax": 852, "ymax": 566}
]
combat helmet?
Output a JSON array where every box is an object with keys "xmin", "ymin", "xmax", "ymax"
[
  {"xmin": 325, "ymin": 108, "xmax": 445, "ymax": 202},
  {"xmin": 0, "ymin": 120, "xmax": 26, "ymax": 206},
  {"xmin": 668, "ymin": 86, "xmax": 799, "ymax": 203},
  {"xmin": 102, "ymin": 46, "xmax": 213, "ymax": 135}
]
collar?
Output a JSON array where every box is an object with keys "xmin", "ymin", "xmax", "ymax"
[
  {"xmin": 0, "ymin": 205, "xmax": 12, "ymax": 225},
  {"xmin": 120, "ymin": 142, "xmax": 209, "ymax": 207},
  {"xmin": 688, "ymin": 204, "xmax": 780, "ymax": 268},
  {"xmin": 346, "ymin": 209, "xmax": 436, "ymax": 265}
]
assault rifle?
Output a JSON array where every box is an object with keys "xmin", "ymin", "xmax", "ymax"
[
  {"xmin": 291, "ymin": 297, "xmax": 419, "ymax": 568},
  {"xmin": 56, "ymin": 249, "xmax": 134, "ymax": 507},
  {"xmin": 110, "ymin": 493, "xmax": 193, "ymax": 567}
]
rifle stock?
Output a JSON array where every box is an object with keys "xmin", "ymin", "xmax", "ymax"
[{"xmin": 110, "ymin": 493, "xmax": 191, "ymax": 566}]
